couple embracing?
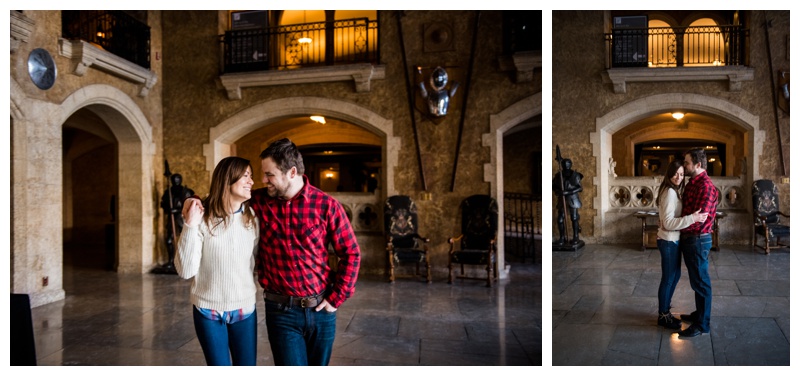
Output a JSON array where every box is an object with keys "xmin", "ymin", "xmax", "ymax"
[{"xmin": 655, "ymin": 148, "xmax": 719, "ymax": 338}]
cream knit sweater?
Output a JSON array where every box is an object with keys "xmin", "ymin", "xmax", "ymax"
[
  {"xmin": 175, "ymin": 207, "xmax": 259, "ymax": 312},
  {"xmin": 657, "ymin": 188, "xmax": 695, "ymax": 242}
]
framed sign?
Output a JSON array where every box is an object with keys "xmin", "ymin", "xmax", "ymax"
[
  {"xmin": 231, "ymin": 10, "xmax": 268, "ymax": 30},
  {"xmin": 612, "ymin": 16, "xmax": 648, "ymax": 67}
]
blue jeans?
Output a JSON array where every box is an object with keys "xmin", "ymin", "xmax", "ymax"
[
  {"xmin": 680, "ymin": 233, "xmax": 713, "ymax": 332},
  {"xmin": 192, "ymin": 306, "xmax": 257, "ymax": 366},
  {"xmin": 263, "ymin": 299, "xmax": 337, "ymax": 366},
  {"xmin": 657, "ymin": 239, "xmax": 682, "ymax": 313}
]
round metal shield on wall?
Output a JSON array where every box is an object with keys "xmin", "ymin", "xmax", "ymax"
[{"xmin": 27, "ymin": 48, "xmax": 57, "ymax": 90}]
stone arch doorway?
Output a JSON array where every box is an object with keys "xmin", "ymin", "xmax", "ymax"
[
  {"xmin": 483, "ymin": 93, "xmax": 542, "ymax": 279},
  {"xmin": 11, "ymin": 83, "xmax": 155, "ymax": 307},
  {"xmin": 590, "ymin": 93, "xmax": 764, "ymax": 241},
  {"xmin": 58, "ymin": 86, "xmax": 156, "ymax": 275},
  {"xmin": 204, "ymin": 96, "xmax": 397, "ymax": 274},
  {"xmin": 63, "ymin": 109, "xmax": 119, "ymax": 271},
  {"xmin": 203, "ymin": 96, "xmax": 398, "ymax": 196}
]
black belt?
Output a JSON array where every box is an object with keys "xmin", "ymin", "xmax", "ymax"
[{"xmin": 263, "ymin": 291, "xmax": 323, "ymax": 308}]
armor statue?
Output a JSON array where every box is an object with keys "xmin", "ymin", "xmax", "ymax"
[
  {"xmin": 418, "ymin": 66, "xmax": 459, "ymax": 117},
  {"xmin": 553, "ymin": 158, "xmax": 583, "ymax": 246},
  {"xmin": 159, "ymin": 173, "xmax": 194, "ymax": 272}
]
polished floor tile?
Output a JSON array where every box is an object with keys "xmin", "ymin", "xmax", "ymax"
[
  {"xmin": 552, "ymin": 243, "xmax": 790, "ymax": 366},
  {"xmin": 30, "ymin": 247, "xmax": 541, "ymax": 366}
]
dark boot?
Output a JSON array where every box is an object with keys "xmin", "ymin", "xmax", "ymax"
[{"xmin": 658, "ymin": 312, "xmax": 681, "ymax": 329}]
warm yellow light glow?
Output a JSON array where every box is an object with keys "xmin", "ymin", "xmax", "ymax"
[
  {"xmin": 310, "ymin": 116, "xmax": 326, "ymax": 124},
  {"xmin": 298, "ymin": 37, "xmax": 312, "ymax": 44},
  {"xmin": 672, "ymin": 112, "xmax": 685, "ymax": 120},
  {"xmin": 323, "ymin": 150, "xmax": 333, "ymax": 155},
  {"xmin": 709, "ymin": 158, "xmax": 716, "ymax": 162},
  {"xmin": 325, "ymin": 172, "xmax": 334, "ymax": 178}
]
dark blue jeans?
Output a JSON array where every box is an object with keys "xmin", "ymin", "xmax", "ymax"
[
  {"xmin": 657, "ymin": 239, "xmax": 682, "ymax": 313},
  {"xmin": 263, "ymin": 299, "xmax": 337, "ymax": 366},
  {"xmin": 192, "ymin": 306, "xmax": 257, "ymax": 366},
  {"xmin": 680, "ymin": 233, "xmax": 713, "ymax": 332}
]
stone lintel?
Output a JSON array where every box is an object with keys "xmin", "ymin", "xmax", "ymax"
[
  {"xmin": 218, "ymin": 64, "xmax": 386, "ymax": 100},
  {"xmin": 57, "ymin": 38, "xmax": 158, "ymax": 97},
  {"xmin": 498, "ymin": 51, "xmax": 541, "ymax": 83},
  {"xmin": 602, "ymin": 66, "xmax": 755, "ymax": 94},
  {"xmin": 10, "ymin": 11, "xmax": 35, "ymax": 53}
]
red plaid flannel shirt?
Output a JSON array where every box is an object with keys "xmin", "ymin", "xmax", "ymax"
[
  {"xmin": 250, "ymin": 175, "xmax": 360, "ymax": 308},
  {"xmin": 680, "ymin": 171, "xmax": 719, "ymax": 234}
]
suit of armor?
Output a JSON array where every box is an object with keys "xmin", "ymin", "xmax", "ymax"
[{"xmin": 553, "ymin": 159, "xmax": 583, "ymax": 245}]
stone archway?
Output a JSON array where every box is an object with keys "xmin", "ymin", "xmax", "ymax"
[
  {"xmin": 483, "ymin": 92, "xmax": 542, "ymax": 279},
  {"xmin": 590, "ymin": 93, "xmax": 763, "ymax": 241},
  {"xmin": 204, "ymin": 97, "xmax": 398, "ymax": 197},
  {"xmin": 204, "ymin": 97, "xmax": 397, "ymax": 275},
  {"xmin": 12, "ymin": 83, "xmax": 155, "ymax": 307}
]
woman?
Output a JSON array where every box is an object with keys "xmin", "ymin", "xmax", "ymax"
[
  {"xmin": 175, "ymin": 156, "xmax": 259, "ymax": 366},
  {"xmin": 655, "ymin": 159, "xmax": 707, "ymax": 329}
]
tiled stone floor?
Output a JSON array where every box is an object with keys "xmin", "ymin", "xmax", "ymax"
[
  {"xmin": 552, "ymin": 243, "xmax": 790, "ymax": 366},
  {"xmin": 29, "ymin": 246, "xmax": 541, "ymax": 366}
]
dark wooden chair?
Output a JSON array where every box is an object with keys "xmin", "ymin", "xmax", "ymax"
[
  {"xmin": 448, "ymin": 195, "xmax": 498, "ymax": 287},
  {"xmin": 384, "ymin": 195, "xmax": 431, "ymax": 282},
  {"xmin": 752, "ymin": 179, "xmax": 790, "ymax": 254},
  {"xmin": 11, "ymin": 293, "xmax": 37, "ymax": 365}
]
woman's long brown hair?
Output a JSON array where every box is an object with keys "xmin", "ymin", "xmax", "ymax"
[
  {"xmin": 656, "ymin": 159, "xmax": 686, "ymax": 207},
  {"xmin": 202, "ymin": 156, "xmax": 256, "ymax": 234}
]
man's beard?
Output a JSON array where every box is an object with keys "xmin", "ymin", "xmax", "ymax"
[{"xmin": 268, "ymin": 183, "xmax": 288, "ymax": 199}]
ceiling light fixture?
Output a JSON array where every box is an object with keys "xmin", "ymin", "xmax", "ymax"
[
  {"xmin": 672, "ymin": 112, "xmax": 685, "ymax": 120},
  {"xmin": 310, "ymin": 115, "xmax": 326, "ymax": 124}
]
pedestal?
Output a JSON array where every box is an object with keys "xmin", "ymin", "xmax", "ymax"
[
  {"xmin": 553, "ymin": 240, "xmax": 585, "ymax": 252},
  {"xmin": 151, "ymin": 262, "xmax": 178, "ymax": 275}
]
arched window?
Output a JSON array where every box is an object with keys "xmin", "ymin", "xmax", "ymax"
[
  {"xmin": 648, "ymin": 19, "xmax": 676, "ymax": 67},
  {"xmin": 684, "ymin": 18, "xmax": 725, "ymax": 66},
  {"xmin": 277, "ymin": 10, "xmax": 377, "ymax": 67}
]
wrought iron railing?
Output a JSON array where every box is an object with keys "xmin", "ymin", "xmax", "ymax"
[
  {"xmin": 605, "ymin": 25, "xmax": 748, "ymax": 68},
  {"xmin": 62, "ymin": 10, "xmax": 151, "ymax": 70},
  {"xmin": 221, "ymin": 17, "xmax": 379, "ymax": 73},
  {"xmin": 504, "ymin": 192, "xmax": 540, "ymax": 263}
]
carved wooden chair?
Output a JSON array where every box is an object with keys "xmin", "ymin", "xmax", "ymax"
[
  {"xmin": 448, "ymin": 195, "xmax": 498, "ymax": 287},
  {"xmin": 752, "ymin": 179, "xmax": 790, "ymax": 254},
  {"xmin": 384, "ymin": 195, "xmax": 431, "ymax": 283}
]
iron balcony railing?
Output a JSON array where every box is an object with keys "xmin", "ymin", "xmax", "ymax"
[
  {"xmin": 62, "ymin": 10, "xmax": 151, "ymax": 70},
  {"xmin": 605, "ymin": 25, "xmax": 748, "ymax": 68},
  {"xmin": 221, "ymin": 17, "xmax": 379, "ymax": 73}
]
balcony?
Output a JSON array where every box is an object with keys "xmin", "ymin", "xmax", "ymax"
[
  {"xmin": 218, "ymin": 17, "xmax": 385, "ymax": 100},
  {"xmin": 62, "ymin": 11, "xmax": 151, "ymax": 69},
  {"xmin": 602, "ymin": 25, "xmax": 754, "ymax": 93},
  {"xmin": 60, "ymin": 11, "xmax": 156, "ymax": 97}
]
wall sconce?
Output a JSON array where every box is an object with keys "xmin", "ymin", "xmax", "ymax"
[
  {"xmin": 96, "ymin": 24, "xmax": 106, "ymax": 39},
  {"xmin": 325, "ymin": 172, "xmax": 334, "ymax": 179},
  {"xmin": 671, "ymin": 112, "xmax": 685, "ymax": 120},
  {"xmin": 310, "ymin": 116, "xmax": 326, "ymax": 124}
]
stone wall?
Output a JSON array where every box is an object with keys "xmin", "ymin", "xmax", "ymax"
[
  {"xmin": 10, "ymin": 10, "xmax": 164, "ymax": 306},
  {"xmin": 161, "ymin": 10, "xmax": 540, "ymax": 278}
]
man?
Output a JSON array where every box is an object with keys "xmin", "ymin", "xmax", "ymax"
[
  {"xmin": 677, "ymin": 148, "xmax": 718, "ymax": 338},
  {"xmin": 552, "ymin": 158, "xmax": 583, "ymax": 245},
  {"xmin": 184, "ymin": 138, "xmax": 361, "ymax": 365}
]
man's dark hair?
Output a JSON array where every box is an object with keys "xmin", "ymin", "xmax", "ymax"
[
  {"xmin": 260, "ymin": 138, "xmax": 305, "ymax": 175},
  {"xmin": 684, "ymin": 148, "xmax": 707, "ymax": 170}
]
